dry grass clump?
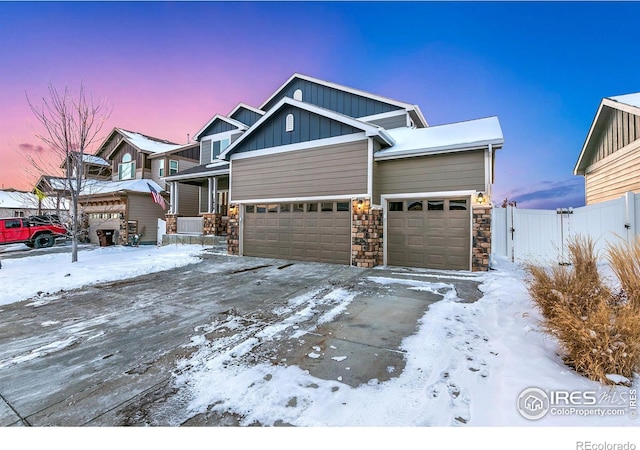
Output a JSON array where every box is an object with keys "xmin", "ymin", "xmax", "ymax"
[{"xmin": 525, "ymin": 235, "xmax": 640, "ymax": 385}]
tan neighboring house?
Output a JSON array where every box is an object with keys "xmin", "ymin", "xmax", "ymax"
[
  {"xmin": 574, "ymin": 92, "xmax": 640, "ymax": 204},
  {"xmin": 38, "ymin": 128, "xmax": 200, "ymax": 245},
  {"xmin": 168, "ymin": 73, "xmax": 503, "ymax": 271}
]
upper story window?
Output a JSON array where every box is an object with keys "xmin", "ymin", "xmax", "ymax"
[
  {"xmin": 169, "ymin": 159, "xmax": 179, "ymax": 175},
  {"xmin": 119, "ymin": 153, "xmax": 135, "ymax": 180},
  {"xmin": 201, "ymin": 137, "xmax": 231, "ymax": 163},
  {"xmin": 159, "ymin": 159, "xmax": 165, "ymax": 177},
  {"xmin": 286, "ymin": 113, "xmax": 294, "ymax": 132},
  {"xmin": 293, "ymin": 89, "xmax": 303, "ymax": 101}
]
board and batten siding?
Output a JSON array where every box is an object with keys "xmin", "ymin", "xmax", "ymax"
[
  {"xmin": 230, "ymin": 108, "xmax": 262, "ymax": 127},
  {"xmin": 590, "ymin": 107, "xmax": 640, "ymax": 166},
  {"xmin": 231, "ymin": 140, "xmax": 369, "ymax": 201},
  {"xmin": 374, "ymin": 150, "xmax": 485, "ymax": 203},
  {"xmin": 585, "ymin": 140, "xmax": 640, "ymax": 204},
  {"xmin": 232, "ymin": 106, "xmax": 361, "ymax": 154},
  {"xmin": 263, "ymin": 78, "xmax": 402, "ymax": 118}
]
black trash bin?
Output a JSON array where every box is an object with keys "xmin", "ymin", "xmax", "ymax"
[{"xmin": 96, "ymin": 229, "xmax": 115, "ymax": 247}]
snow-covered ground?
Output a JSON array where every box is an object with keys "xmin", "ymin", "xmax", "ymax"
[
  {"xmin": 1, "ymin": 246, "xmax": 637, "ymax": 445},
  {"xmin": 0, "ymin": 244, "xmax": 206, "ymax": 306}
]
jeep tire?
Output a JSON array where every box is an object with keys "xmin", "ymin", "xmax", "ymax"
[{"xmin": 34, "ymin": 233, "xmax": 55, "ymax": 249}]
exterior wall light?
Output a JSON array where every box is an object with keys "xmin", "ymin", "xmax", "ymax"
[
  {"xmin": 357, "ymin": 200, "xmax": 364, "ymax": 210},
  {"xmin": 476, "ymin": 193, "xmax": 486, "ymax": 204}
]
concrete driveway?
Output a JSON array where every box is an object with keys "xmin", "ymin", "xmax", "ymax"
[{"xmin": 0, "ymin": 250, "xmax": 481, "ymax": 426}]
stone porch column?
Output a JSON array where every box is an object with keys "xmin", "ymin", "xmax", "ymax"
[
  {"xmin": 472, "ymin": 204, "xmax": 492, "ymax": 271},
  {"xmin": 351, "ymin": 198, "xmax": 383, "ymax": 268}
]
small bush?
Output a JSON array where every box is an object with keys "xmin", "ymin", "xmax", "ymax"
[{"xmin": 525, "ymin": 235, "xmax": 640, "ymax": 385}]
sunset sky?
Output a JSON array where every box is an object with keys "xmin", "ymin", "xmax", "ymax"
[{"xmin": 1, "ymin": 1, "xmax": 639, "ymax": 209}]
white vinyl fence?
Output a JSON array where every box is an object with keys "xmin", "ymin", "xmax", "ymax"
[{"xmin": 492, "ymin": 192, "xmax": 640, "ymax": 264}]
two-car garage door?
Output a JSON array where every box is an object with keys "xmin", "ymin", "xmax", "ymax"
[
  {"xmin": 243, "ymin": 197, "xmax": 471, "ymax": 270},
  {"xmin": 243, "ymin": 201, "xmax": 351, "ymax": 264},
  {"xmin": 387, "ymin": 197, "xmax": 471, "ymax": 270}
]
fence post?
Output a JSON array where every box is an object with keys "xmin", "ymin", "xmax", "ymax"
[
  {"xmin": 506, "ymin": 204, "xmax": 515, "ymax": 262},
  {"xmin": 624, "ymin": 191, "xmax": 636, "ymax": 244}
]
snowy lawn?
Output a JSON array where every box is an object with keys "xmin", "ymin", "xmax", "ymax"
[{"xmin": 0, "ymin": 244, "xmax": 206, "ymax": 306}]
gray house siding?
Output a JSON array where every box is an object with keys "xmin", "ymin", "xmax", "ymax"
[
  {"xmin": 230, "ymin": 108, "xmax": 262, "ymax": 127},
  {"xmin": 263, "ymin": 79, "xmax": 403, "ymax": 118},
  {"xmin": 199, "ymin": 119, "xmax": 237, "ymax": 138},
  {"xmin": 374, "ymin": 150, "xmax": 485, "ymax": 203},
  {"xmin": 232, "ymin": 106, "xmax": 361, "ymax": 154},
  {"xmin": 231, "ymin": 140, "xmax": 369, "ymax": 201}
]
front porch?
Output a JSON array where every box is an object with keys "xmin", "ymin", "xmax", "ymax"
[{"xmin": 163, "ymin": 162, "xmax": 230, "ymax": 239}]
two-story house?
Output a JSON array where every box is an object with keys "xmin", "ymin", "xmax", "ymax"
[{"xmin": 167, "ymin": 73, "xmax": 503, "ymax": 271}]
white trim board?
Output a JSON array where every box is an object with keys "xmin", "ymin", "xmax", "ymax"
[{"xmin": 231, "ymin": 194, "xmax": 368, "ymax": 204}]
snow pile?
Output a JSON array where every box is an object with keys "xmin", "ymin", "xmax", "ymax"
[{"xmin": 0, "ymin": 244, "xmax": 206, "ymax": 306}]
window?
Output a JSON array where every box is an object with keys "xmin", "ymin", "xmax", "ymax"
[
  {"xmin": 169, "ymin": 160, "xmax": 178, "ymax": 175},
  {"xmin": 280, "ymin": 203, "xmax": 291, "ymax": 212},
  {"xmin": 5, "ymin": 219, "xmax": 22, "ymax": 228},
  {"xmin": 293, "ymin": 203, "xmax": 304, "ymax": 212},
  {"xmin": 159, "ymin": 159, "xmax": 165, "ymax": 177},
  {"xmin": 286, "ymin": 113, "xmax": 294, "ymax": 132},
  {"xmin": 321, "ymin": 202, "xmax": 334, "ymax": 212},
  {"xmin": 407, "ymin": 200, "xmax": 423, "ymax": 211},
  {"xmin": 427, "ymin": 200, "xmax": 444, "ymax": 211},
  {"xmin": 245, "ymin": 205, "xmax": 255, "ymax": 214},
  {"xmin": 389, "ymin": 201, "xmax": 403, "ymax": 212},
  {"xmin": 293, "ymin": 89, "xmax": 303, "ymax": 101},
  {"xmin": 212, "ymin": 138, "xmax": 230, "ymax": 161},
  {"xmin": 268, "ymin": 204, "xmax": 278, "ymax": 213},
  {"xmin": 256, "ymin": 205, "xmax": 267, "ymax": 213},
  {"xmin": 118, "ymin": 153, "xmax": 135, "ymax": 180},
  {"xmin": 336, "ymin": 202, "xmax": 350, "ymax": 212},
  {"xmin": 13, "ymin": 211, "xmax": 25, "ymax": 218},
  {"xmin": 449, "ymin": 199, "xmax": 468, "ymax": 211},
  {"xmin": 307, "ymin": 203, "xmax": 318, "ymax": 212}
]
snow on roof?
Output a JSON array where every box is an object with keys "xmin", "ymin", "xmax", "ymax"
[
  {"xmin": 376, "ymin": 117, "xmax": 503, "ymax": 159},
  {"xmin": 0, "ymin": 190, "xmax": 69, "ymax": 211},
  {"xmin": 608, "ymin": 92, "xmax": 640, "ymax": 109},
  {"xmin": 81, "ymin": 154, "xmax": 110, "ymax": 166},
  {"xmin": 118, "ymin": 129, "xmax": 183, "ymax": 154},
  {"xmin": 79, "ymin": 179, "xmax": 164, "ymax": 196}
]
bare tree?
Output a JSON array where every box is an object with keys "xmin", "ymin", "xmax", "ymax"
[{"xmin": 26, "ymin": 83, "xmax": 111, "ymax": 262}]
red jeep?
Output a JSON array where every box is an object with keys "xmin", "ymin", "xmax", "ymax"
[{"xmin": 0, "ymin": 216, "xmax": 69, "ymax": 249}]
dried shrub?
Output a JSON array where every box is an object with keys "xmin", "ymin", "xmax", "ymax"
[{"xmin": 525, "ymin": 235, "xmax": 640, "ymax": 385}]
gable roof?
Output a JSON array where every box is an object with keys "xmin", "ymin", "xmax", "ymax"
[
  {"xmin": 96, "ymin": 128, "xmax": 182, "ymax": 161},
  {"xmin": 574, "ymin": 92, "xmax": 640, "ymax": 175},
  {"xmin": 219, "ymin": 97, "xmax": 395, "ymax": 160},
  {"xmin": 193, "ymin": 114, "xmax": 248, "ymax": 141},
  {"xmin": 260, "ymin": 73, "xmax": 428, "ymax": 127},
  {"xmin": 228, "ymin": 102, "xmax": 264, "ymax": 119},
  {"xmin": 375, "ymin": 116, "xmax": 503, "ymax": 160}
]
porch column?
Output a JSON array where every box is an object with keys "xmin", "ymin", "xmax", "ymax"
[
  {"xmin": 172, "ymin": 182, "xmax": 180, "ymax": 215},
  {"xmin": 207, "ymin": 177, "xmax": 213, "ymax": 214},
  {"xmin": 212, "ymin": 177, "xmax": 218, "ymax": 214}
]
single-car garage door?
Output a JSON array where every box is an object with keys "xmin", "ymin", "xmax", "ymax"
[
  {"xmin": 243, "ymin": 201, "xmax": 351, "ymax": 264},
  {"xmin": 387, "ymin": 197, "xmax": 470, "ymax": 270}
]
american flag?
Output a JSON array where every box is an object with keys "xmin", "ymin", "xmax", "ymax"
[{"xmin": 147, "ymin": 183, "xmax": 166, "ymax": 210}]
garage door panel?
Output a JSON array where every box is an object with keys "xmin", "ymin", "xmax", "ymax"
[
  {"xmin": 244, "ymin": 202, "xmax": 350, "ymax": 264},
  {"xmin": 388, "ymin": 198, "xmax": 470, "ymax": 270}
]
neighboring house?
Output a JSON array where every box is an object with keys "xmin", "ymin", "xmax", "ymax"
[
  {"xmin": 574, "ymin": 92, "xmax": 640, "ymax": 205},
  {"xmin": 168, "ymin": 73, "xmax": 503, "ymax": 271},
  {"xmin": 0, "ymin": 189, "xmax": 69, "ymax": 219}
]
